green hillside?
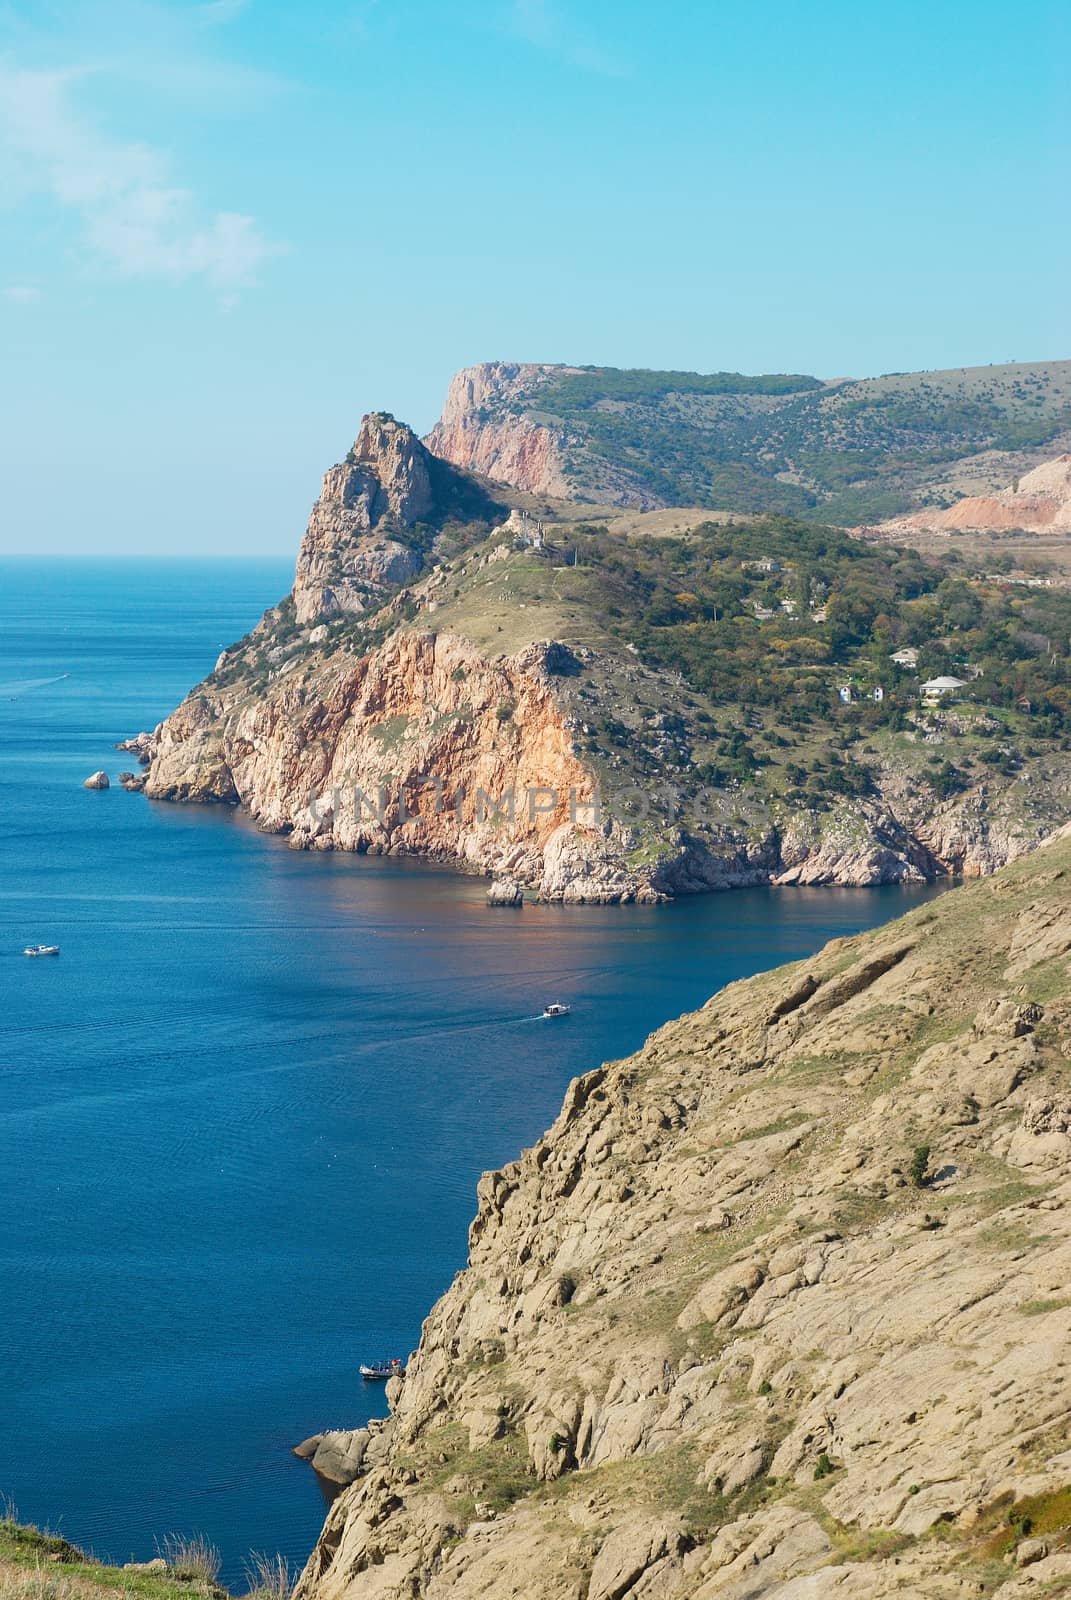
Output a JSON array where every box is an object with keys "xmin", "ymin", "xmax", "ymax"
[{"xmin": 505, "ymin": 360, "xmax": 1071, "ymax": 522}]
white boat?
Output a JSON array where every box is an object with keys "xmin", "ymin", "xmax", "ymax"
[
  {"xmin": 360, "ymin": 1358, "xmax": 405, "ymax": 1380},
  {"xmin": 542, "ymin": 1002, "xmax": 571, "ymax": 1018},
  {"xmin": 24, "ymin": 945, "xmax": 60, "ymax": 958}
]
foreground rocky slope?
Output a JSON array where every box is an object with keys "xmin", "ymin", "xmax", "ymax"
[{"xmin": 294, "ymin": 830, "xmax": 1071, "ymax": 1599}]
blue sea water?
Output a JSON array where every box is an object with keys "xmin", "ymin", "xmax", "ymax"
[{"xmin": 0, "ymin": 560, "xmax": 945, "ymax": 1587}]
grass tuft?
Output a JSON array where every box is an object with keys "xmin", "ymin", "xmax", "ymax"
[
  {"xmin": 156, "ymin": 1536, "xmax": 221, "ymax": 1586},
  {"xmin": 243, "ymin": 1553, "xmax": 291, "ymax": 1600}
]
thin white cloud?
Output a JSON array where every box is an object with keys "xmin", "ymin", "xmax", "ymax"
[
  {"xmin": 195, "ymin": 0, "xmax": 252, "ymax": 24},
  {"xmin": 505, "ymin": 0, "xmax": 627, "ymax": 76},
  {"xmin": 4, "ymin": 284, "xmax": 42, "ymax": 302},
  {"xmin": 0, "ymin": 62, "xmax": 281, "ymax": 290}
]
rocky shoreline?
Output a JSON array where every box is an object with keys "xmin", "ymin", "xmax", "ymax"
[{"xmin": 124, "ymin": 676, "xmax": 1066, "ymax": 904}]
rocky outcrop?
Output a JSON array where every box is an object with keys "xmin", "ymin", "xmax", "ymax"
[
  {"xmin": 293, "ymin": 830, "xmax": 1071, "ymax": 1600},
  {"xmin": 424, "ymin": 364, "xmax": 572, "ymax": 498},
  {"xmin": 141, "ymin": 600, "xmax": 1071, "ymax": 901},
  {"xmin": 115, "ymin": 732, "xmax": 155, "ymax": 765},
  {"xmin": 293, "ymin": 415, "xmax": 434, "ymax": 624},
  {"xmin": 144, "ymin": 630, "xmax": 667, "ymax": 903},
  {"xmin": 140, "ymin": 418, "xmax": 1071, "ymax": 901},
  {"xmin": 144, "ymin": 614, "xmax": 1065, "ymax": 901},
  {"xmin": 486, "ymin": 878, "xmax": 524, "ymax": 906},
  {"xmin": 83, "ymin": 770, "xmax": 109, "ymax": 789},
  {"xmin": 293, "ymin": 1426, "xmax": 396, "ymax": 1489},
  {"xmin": 882, "ymin": 454, "xmax": 1071, "ymax": 537}
]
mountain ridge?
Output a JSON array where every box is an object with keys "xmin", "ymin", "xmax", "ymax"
[{"xmin": 424, "ymin": 359, "xmax": 1071, "ymax": 525}]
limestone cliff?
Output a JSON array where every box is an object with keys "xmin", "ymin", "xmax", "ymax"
[
  {"xmin": 137, "ymin": 403, "xmax": 1071, "ymax": 900},
  {"xmin": 139, "ymin": 474, "xmax": 1071, "ymax": 901},
  {"xmin": 292, "ymin": 413, "xmax": 505, "ymax": 625},
  {"xmin": 293, "ymin": 830, "xmax": 1071, "ymax": 1599},
  {"xmin": 424, "ymin": 364, "xmax": 574, "ymax": 501},
  {"xmin": 146, "ymin": 628, "xmax": 661, "ymax": 901}
]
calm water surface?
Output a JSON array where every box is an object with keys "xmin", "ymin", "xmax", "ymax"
[{"xmin": 0, "ymin": 561, "xmax": 945, "ymax": 1586}]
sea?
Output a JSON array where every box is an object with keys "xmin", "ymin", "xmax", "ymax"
[{"xmin": 0, "ymin": 560, "xmax": 945, "ymax": 1588}]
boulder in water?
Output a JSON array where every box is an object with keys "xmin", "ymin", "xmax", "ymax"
[
  {"xmin": 487, "ymin": 877, "xmax": 524, "ymax": 907},
  {"xmin": 83, "ymin": 770, "xmax": 110, "ymax": 790}
]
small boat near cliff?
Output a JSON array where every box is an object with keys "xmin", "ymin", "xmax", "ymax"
[
  {"xmin": 542, "ymin": 1002, "xmax": 571, "ymax": 1018},
  {"xmin": 24, "ymin": 945, "xmax": 60, "ymax": 958},
  {"xmin": 360, "ymin": 1358, "xmax": 405, "ymax": 1381}
]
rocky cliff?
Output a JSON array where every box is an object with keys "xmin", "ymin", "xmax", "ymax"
[
  {"xmin": 424, "ymin": 364, "xmax": 575, "ymax": 501},
  {"xmin": 293, "ymin": 829, "xmax": 1071, "ymax": 1599},
  {"xmin": 292, "ymin": 413, "xmax": 505, "ymax": 625}
]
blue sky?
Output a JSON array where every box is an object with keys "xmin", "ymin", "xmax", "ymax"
[{"xmin": 1, "ymin": 0, "xmax": 1068, "ymax": 556}]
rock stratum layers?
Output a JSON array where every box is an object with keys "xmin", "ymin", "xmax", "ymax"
[
  {"xmin": 424, "ymin": 363, "xmax": 575, "ymax": 500},
  {"xmin": 293, "ymin": 831, "xmax": 1071, "ymax": 1599}
]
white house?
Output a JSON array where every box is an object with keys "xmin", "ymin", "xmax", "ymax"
[
  {"xmin": 920, "ymin": 675, "xmax": 967, "ymax": 698},
  {"xmin": 891, "ymin": 647, "xmax": 919, "ymax": 668}
]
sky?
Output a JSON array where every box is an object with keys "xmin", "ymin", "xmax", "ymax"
[{"xmin": 1, "ymin": 0, "xmax": 1068, "ymax": 557}]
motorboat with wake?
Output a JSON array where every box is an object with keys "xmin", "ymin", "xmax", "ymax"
[
  {"xmin": 542, "ymin": 1002, "xmax": 571, "ymax": 1018},
  {"xmin": 24, "ymin": 945, "xmax": 60, "ymax": 958}
]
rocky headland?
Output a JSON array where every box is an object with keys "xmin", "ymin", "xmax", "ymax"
[
  {"xmin": 290, "ymin": 827, "xmax": 1071, "ymax": 1599},
  {"xmin": 132, "ymin": 407, "xmax": 1071, "ymax": 903}
]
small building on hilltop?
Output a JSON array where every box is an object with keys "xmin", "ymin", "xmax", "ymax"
[{"xmin": 920, "ymin": 675, "xmax": 967, "ymax": 699}]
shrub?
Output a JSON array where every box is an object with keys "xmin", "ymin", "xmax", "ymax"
[
  {"xmin": 910, "ymin": 1145, "xmax": 931, "ymax": 1188},
  {"xmin": 814, "ymin": 1452, "xmax": 835, "ymax": 1480}
]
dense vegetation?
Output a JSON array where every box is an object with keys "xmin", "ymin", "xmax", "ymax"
[
  {"xmin": 629, "ymin": 522, "xmax": 1067, "ymax": 712},
  {"xmin": 533, "ymin": 368, "xmax": 822, "ymax": 408},
  {"xmin": 550, "ymin": 517, "xmax": 1071, "ymax": 800}
]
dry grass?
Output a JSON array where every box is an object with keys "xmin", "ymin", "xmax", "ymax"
[
  {"xmin": 0, "ymin": 1576, "xmax": 83, "ymax": 1600},
  {"xmin": 242, "ymin": 1555, "xmax": 291, "ymax": 1600},
  {"xmin": 155, "ymin": 1539, "xmax": 220, "ymax": 1587}
]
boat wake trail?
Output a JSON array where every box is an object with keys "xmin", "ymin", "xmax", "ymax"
[{"xmin": 1, "ymin": 673, "xmax": 70, "ymax": 700}]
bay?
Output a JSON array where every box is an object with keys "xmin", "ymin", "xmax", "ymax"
[{"xmin": 0, "ymin": 560, "xmax": 943, "ymax": 1587}]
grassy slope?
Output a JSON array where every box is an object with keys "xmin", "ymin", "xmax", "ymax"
[{"xmin": 0, "ymin": 1521, "xmax": 223, "ymax": 1600}]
